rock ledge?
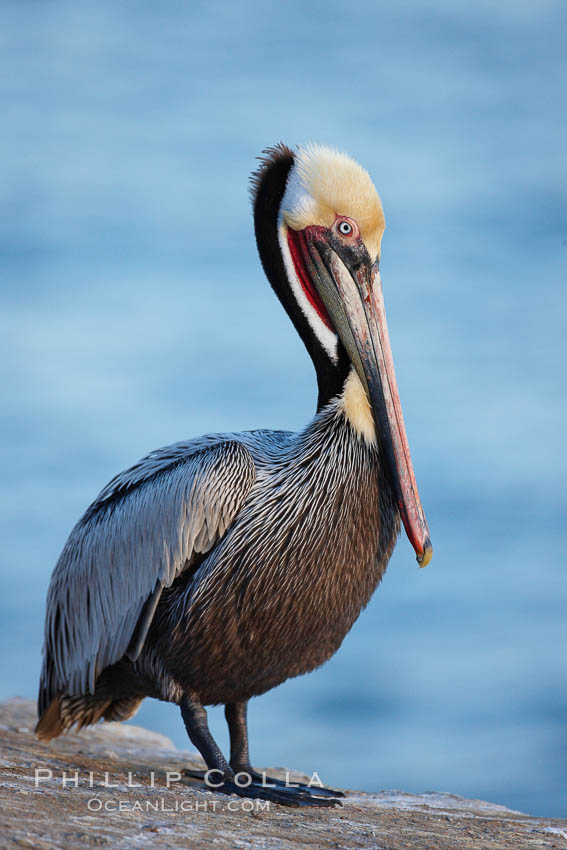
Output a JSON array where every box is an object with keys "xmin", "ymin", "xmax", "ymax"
[{"xmin": 1, "ymin": 699, "xmax": 565, "ymax": 849}]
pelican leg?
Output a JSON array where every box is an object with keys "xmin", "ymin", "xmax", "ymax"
[
  {"xmin": 225, "ymin": 700, "xmax": 251, "ymax": 772},
  {"xmin": 180, "ymin": 696, "xmax": 233, "ymax": 783},
  {"xmin": 181, "ymin": 699, "xmax": 247, "ymax": 782},
  {"xmin": 179, "ymin": 696, "xmax": 340, "ymax": 807},
  {"xmin": 224, "ymin": 700, "xmax": 344, "ymax": 803}
]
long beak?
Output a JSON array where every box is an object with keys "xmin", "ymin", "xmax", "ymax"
[{"xmin": 297, "ymin": 227, "xmax": 432, "ymax": 567}]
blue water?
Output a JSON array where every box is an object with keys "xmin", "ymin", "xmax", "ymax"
[{"xmin": 1, "ymin": 0, "xmax": 566, "ymax": 818}]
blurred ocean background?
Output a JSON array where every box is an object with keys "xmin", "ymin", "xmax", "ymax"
[{"xmin": 1, "ymin": 0, "xmax": 566, "ymax": 818}]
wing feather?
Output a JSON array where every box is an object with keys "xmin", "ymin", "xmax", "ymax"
[{"xmin": 38, "ymin": 439, "xmax": 256, "ymax": 714}]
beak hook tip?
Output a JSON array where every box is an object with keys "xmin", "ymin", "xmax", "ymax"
[{"xmin": 417, "ymin": 536, "xmax": 433, "ymax": 568}]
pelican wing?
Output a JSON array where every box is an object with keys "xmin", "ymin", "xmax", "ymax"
[{"xmin": 38, "ymin": 438, "xmax": 256, "ymax": 714}]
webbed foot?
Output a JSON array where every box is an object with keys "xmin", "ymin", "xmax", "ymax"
[
  {"xmin": 182, "ymin": 768, "xmax": 342, "ymax": 807},
  {"xmin": 217, "ymin": 777, "xmax": 342, "ymax": 807},
  {"xmin": 241, "ymin": 768, "xmax": 345, "ymax": 799}
]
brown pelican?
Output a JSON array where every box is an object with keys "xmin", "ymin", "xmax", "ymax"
[{"xmin": 36, "ymin": 143, "xmax": 432, "ymax": 807}]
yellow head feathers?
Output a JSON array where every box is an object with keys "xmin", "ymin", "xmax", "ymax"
[{"xmin": 280, "ymin": 144, "xmax": 386, "ymax": 260}]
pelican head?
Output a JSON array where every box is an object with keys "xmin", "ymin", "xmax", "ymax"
[{"xmin": 252, "ymin": 143, "xmax": 432, "ymax": 567}]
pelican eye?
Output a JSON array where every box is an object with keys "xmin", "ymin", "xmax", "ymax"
[{"xmin": 335, "ymin": 217, "xmax": 359, "ymax": 239}]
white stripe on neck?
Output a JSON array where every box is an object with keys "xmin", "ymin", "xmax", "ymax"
[{"xmin": 277, "ymin": 219, "xmax": 338, "ymax": 363}]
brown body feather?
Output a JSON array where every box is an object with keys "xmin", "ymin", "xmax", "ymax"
[
  {"xmin": 36, "ymin": 404, "xmax": 399, "ymax": 737},
  {"xmin": 152, "ymin": 411, "xmax": 398, "ymax": 706}
]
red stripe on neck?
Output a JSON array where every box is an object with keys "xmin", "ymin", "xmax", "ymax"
[{"xmin": 287, "ymin": 229, "xmax": 335, "ymax": 332}]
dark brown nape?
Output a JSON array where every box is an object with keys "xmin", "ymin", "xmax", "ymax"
[
  {"xmin": 249, "ymin": 142, "xmax": 295, "ymax": 204},
  {"xmin": 250, "ymin": 144, "xmax": 350, "ymax": 412}
]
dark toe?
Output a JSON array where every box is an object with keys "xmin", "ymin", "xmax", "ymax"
[
  {"xmin": 234, "ymin": 769, "xmax": 345, "ymax": 799},
  {"xmin": 217, "ymin": 778, "xmax": 342, "ymax": 808},
  {"xmin": 182, "ymin": 768, "xmax": 208, "ymax": 781}
]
